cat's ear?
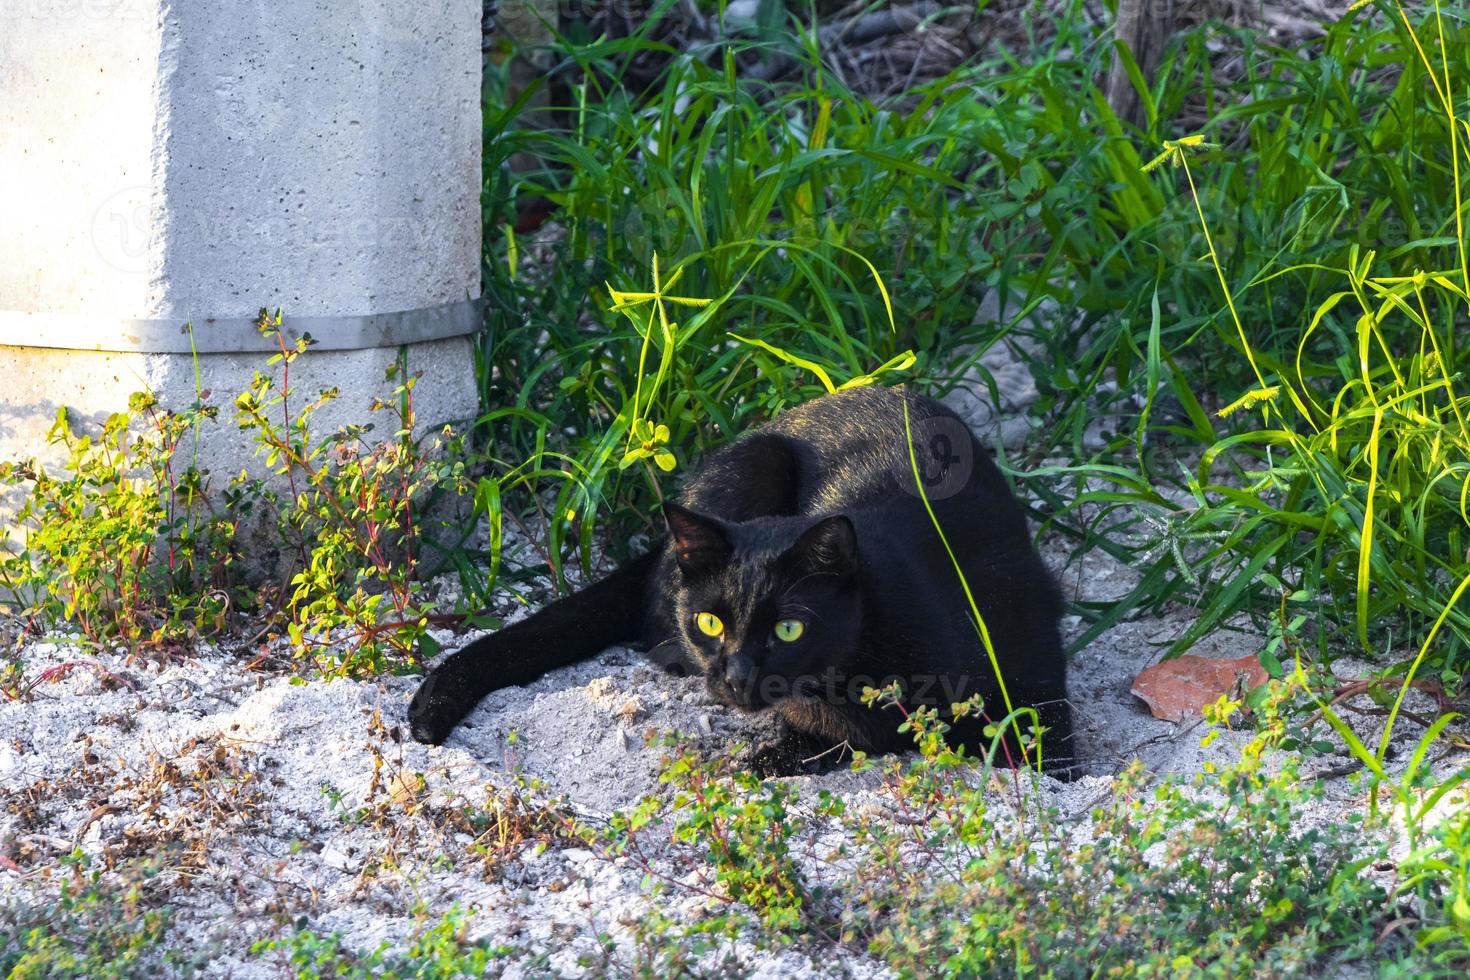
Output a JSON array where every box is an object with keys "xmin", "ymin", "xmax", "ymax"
[
  {"xmin": 787, "ymin": 515, "xmax": 857, "ymax": 575},
  {"xmin": 664, "ymin": 504, "xmax": 731, "ymax": 575}
]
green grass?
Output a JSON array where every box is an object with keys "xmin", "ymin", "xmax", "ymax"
[
  {"xmin": 1038, "ymin": 2, "xmax": 1470, "ymax": 689},
  {"xmin": 474, "ymin": 0, "xmax": 1168, "ymax": 584}
]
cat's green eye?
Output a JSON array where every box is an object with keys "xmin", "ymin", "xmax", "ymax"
[
  {"xmin": 695, "ymin": 612, "xmax": 724, "ymax": 637},
  {"xmin": 774, "ymin": 619, "xmax": 805, "ymax": 642}
]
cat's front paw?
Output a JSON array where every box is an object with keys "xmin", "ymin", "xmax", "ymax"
[
  {"xmin": 741, "ymin": 739, "xmax": 806, "ymax": 778},
  {"xmin": 407, "ymin": 671, "xmax": 460, "ymax": 745},
  {"xmin": 740, "ymin": 733, "xmax": 840, "ymax": 778}
]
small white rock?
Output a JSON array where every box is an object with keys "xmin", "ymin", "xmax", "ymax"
[{"xmin": 320, "ymin": 843, "xmax": 361, "ymax": 874}]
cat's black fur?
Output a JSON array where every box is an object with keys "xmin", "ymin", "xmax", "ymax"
[{"xmin": 409, "ymin": 386, "xmax": 1074, "ymax": 776}]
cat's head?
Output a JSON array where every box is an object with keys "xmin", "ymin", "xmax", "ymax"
[{"xmin": 664, "ymin": 503, "xmax": 863, "ymax": 711}]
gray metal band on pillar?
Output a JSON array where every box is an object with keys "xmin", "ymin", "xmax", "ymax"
[{"xmin": 0, "ymin": 299, "xmax": 483, "ymax": 354}]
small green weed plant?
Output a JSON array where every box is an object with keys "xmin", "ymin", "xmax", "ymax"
[
  {"xmin": 1397, "ymin": 793, "xmax": 1470, "ymax": 966},
  {"xmin": 234, "ymin": 311, "xmax": 478, "ymax": 677},
  {"xmin": 608, "ymin": 735, "xmax": 825, "ymax": 935},
  {"xmin": 250, "ymin": 905, "xmax": 510, "ymax": 979},
  {"xmin": 0, "ymin": 390, "xmax": 235, "ymax": 647}
]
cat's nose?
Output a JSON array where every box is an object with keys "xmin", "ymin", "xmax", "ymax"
[{"xmin": 723, "ymin": 652, "xmax": 757, "ymax": 697}]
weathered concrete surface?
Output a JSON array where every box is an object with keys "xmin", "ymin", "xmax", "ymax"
[
  {"xmin": 1, "ymin": 0, "xmax": 481, "ymax": 320},
  {"xmin": 0, "ymin": 2, "xmax": 483, "ymax": 548},
  {"xmin": 0, "ymin": 337, "xmax": 480, "ymax": 482}
]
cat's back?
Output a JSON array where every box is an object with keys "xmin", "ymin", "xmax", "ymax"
[
  {"xmin": 766, "ymin": 385, "xmax": 977, "ymax": 508},
  {"xmin": 764, "ymin": 384, "xmax": 919, "ymax": 443},
  {"xmin": 678, "ymin": 385, "xmax": 1018, "ymax": 522}
]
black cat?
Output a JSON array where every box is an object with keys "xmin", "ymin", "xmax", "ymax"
[{"xmin": 409, "ymin": 386, "xmax": 1074, "ymax": 776}]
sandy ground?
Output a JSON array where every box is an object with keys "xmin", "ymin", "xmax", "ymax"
[{"xmin": 2, "ymin": 530, "xmax": 1463, "ymax": 977}]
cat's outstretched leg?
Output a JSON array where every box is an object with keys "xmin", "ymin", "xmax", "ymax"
[{"xmin": 409, "ymin": 551, "xmax": 657, "ymax": 744}]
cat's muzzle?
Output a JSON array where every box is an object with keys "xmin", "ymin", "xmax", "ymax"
[{"xmin": 709, "ymin": 651, "xmax": 765, "ymax": 710}]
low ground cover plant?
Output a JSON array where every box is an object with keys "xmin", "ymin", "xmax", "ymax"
[
  {"xmin": 0, "ymin": 392, "xmax": 234, "ymax": 648},
  {"xmin": 586, "ymin": 689, "xmax": 1415, "ymax": 976},
  {"xmin": 0, "ymin": 851, "xmax": 179, "ymax": 978}
]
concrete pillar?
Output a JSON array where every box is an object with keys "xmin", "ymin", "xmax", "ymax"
[{"xmin": 0, "ymin": 1, "xmax": 483, "ymax": 519}]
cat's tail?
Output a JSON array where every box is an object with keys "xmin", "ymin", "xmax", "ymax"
[{"xmin": 408, "ymin": 549, "xmax": 659, "ymax": 745}]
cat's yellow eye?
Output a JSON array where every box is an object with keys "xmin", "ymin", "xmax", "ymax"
[
  {"xmin": 774, "ymin": 619, "xmax": 805, "ymax": 643},
  {"xmin": 695, "ymin": 612, "xmax": 724, "ymax": 637}
]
